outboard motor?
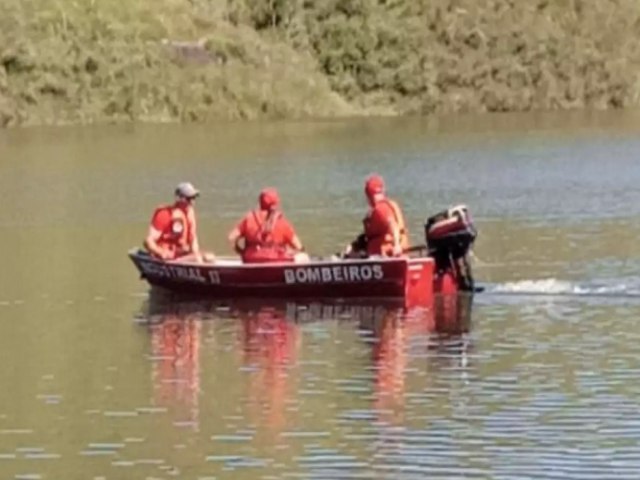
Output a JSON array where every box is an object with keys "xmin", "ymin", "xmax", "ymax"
[{"xmin": 425, "ymin": 205, "xmax": 477, "ymax": 292}]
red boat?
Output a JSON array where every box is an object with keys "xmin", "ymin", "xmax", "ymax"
[
  {"xmin": 129, "ymin": 250, "xmax": 440, "ymax": 307},
  {"xmin": 129, "ymin": 204, "xmax": 478, "ymax": 307}
]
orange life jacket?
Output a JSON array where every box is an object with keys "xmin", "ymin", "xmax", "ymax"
[
  {"xmin": 245, "ymin": 210, "xmax": 282, "ymax": 248},
  {"xmin": 364, "ymin": 198, "xmax": 410, "ymax": 256},
  {"xmin": 241, "ymin": 210, "xmax": 295, "ymax": 263},
  {"xmin": 154, "ymin": 205, "xmax": 194, "ymax": 258}
]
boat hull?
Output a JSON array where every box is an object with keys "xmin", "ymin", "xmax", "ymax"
[{"xmin": 128, "ymin": 249, "xmax": 438, "ymax": 307}]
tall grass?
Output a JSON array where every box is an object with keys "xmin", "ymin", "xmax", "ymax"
[{"xmin": 1, "ymin": 0, "xmax": 640, "ymax": 126}]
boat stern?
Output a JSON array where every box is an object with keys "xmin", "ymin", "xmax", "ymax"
[{"xmin": 404, "ymin": 258, "xmax": 435, "ymax": 308}]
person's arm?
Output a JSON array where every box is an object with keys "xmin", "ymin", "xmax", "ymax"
[
  {"xmin": 390, "ymin": 218, "xmax": 402, "ymax": 255},
  {"xmin": 144, "ymin": 227, "xmax": 171, "ymax": 259},
  {"xmin": 284, "ymin": 219, "xmax": 303, "ymax": 252},
  {"xmin": 289, "ymin": 234, "xmax": 304, "ymax": 252},
  {"xmin": 186, "ymin": 207, "xmax": 202, "ymax": 261},
  {"xmin": 228, "ymin": 220, "xmax": 245, "ymax": 255},
  {"xmin": 382, "ymin": 213, "xmax": 402, "ymax": 256}
]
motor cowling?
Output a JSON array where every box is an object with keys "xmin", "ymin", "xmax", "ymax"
[{"xmin": 425, "ymin": 205, "xmax": 477, "ymax": 292}]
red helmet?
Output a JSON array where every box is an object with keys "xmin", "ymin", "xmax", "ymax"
[
  {"xmin": 259, "ymin": 187, "xmax": 280, "ymax": 210},
  {"xmin": 364, "ymin": 174, "xmax": 385, "ymax": 198}
]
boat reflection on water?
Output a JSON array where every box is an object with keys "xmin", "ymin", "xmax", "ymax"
[
  {"xmin": 136, "ymin": 292, "xmax": 304, "ymax": 434},
  {"xmin": 135, "ymin": 291, "xmax": 473, "ymax": 431}
]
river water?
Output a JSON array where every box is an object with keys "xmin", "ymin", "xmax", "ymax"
[{"xmin": 1, "ymin": 111, "xmax": 640, "ymax": 479}]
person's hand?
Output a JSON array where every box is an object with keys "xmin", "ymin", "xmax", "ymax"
[
  {"xmin": 392, "ymin": 244, "xmax": 403, "ymax": 257},
  {"xmin": 159, "ymin": 249, "xmax": 173, "ymax": 261}
]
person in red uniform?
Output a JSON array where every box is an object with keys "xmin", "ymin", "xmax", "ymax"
[
  {"xmin": 144, "ymin": 182, "xmax": 214, "ymax": 263},
  {"xmin": 228, "ymin": 187, "xmax": 308, "ymax": 263},
  {"xmin": 345, "ymin": 174, "xmax": 410, "ymax": 257}
]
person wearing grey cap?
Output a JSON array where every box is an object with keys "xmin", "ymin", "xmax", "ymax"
[{"xmin": 143, "ymin": 182, "xmax": 215, "ymax": 263}]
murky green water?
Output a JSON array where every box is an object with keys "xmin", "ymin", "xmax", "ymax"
[{"xmin": 1, "ymin": 111, "xmax": 640, "ymax": 479}]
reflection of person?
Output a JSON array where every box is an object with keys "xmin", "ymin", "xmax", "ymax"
[
  {"xmin": 149, "ymin": 313, "xmax": 201, "ymax": 430},
  {"xmin": 360, "ymin": 304, "xmax": 470, "ymax": 425},
  {"xmin": 237, "ymin": 306, "xmax": 300, "ymax": 434},
  {"xmin": 228, "ymin": 187, "xmax": 309, "ymax": 263},
  {"xmin": 360, "ymin": 300, "xmax": 474, "ymax": 423},
  {"xmin": 361, "ymin": 306, "xmax": 434, "ymax": 425},
  {"xmin": 144, "ymin": 182, "xmax": 215, "ymax": 263},
  {"xmin": 370, "ymin": 309, "xmax": 407, "ymax": 424}
]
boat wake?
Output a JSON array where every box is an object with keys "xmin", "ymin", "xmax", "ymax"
[{"xmin": 482, "ymin": 278, "xmax": 640, "ymax": 299}]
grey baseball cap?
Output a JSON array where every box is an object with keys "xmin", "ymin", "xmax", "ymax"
[{"xmin": 175, "ymin": 182, "xmax": 200, "ymax": 199}]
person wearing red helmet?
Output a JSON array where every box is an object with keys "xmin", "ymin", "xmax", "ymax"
[
  {"xmin": 348, "ymin": 174, "xmax": 410, "ymax": 257},
  {"xmin": 144, "ymin": 182, "xmax": 215, "ymax": 263},
  {"xmin": 228, "ymin": 187, "xmax": 308, "ymax": 263}
]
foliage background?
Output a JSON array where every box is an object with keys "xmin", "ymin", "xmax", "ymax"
[{"xmin": 1, "ymin": 0, "xmax": 639, "ymax": 126}]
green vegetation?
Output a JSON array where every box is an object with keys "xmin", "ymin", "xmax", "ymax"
[{"xmin": 1, "ymin": 0, "xmax": 640, "ymax": 127}]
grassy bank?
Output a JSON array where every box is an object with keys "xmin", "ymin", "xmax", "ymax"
[{"xmin": 1, "ymin": 0, "xmax": 640, "ymax": 127}]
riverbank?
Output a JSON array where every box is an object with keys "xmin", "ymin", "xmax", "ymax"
[{"xmin": 1, "ymin": 0, "xmax": 640, "ymax": 127}]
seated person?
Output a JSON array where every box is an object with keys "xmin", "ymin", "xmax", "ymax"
[
  {"xmin": 144, "ymin": 182, "xmax": 215, "ymax": 263},
  {"xmin": 228, "ymin": 188, "xmax": 309, "ymax": 263},
  {"xmin": 344, "ymin": 174, "xmax": 410, "ymax": 258}
]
